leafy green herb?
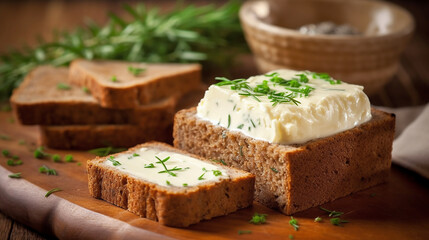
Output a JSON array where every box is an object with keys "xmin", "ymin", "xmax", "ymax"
[
  {"xmin": 330, "ymin": 217, "xmax": 349, "ymax": 226},
  {"xmin": 82, "ymin": 86, "xmax": 90, "ymax": 94},
  {"xmin": 88, "ymin": 146, "xmax": 126, "ymax": 156},
  {"xmin": 250, "ymin": 119, "xmax": 256, "ymax": 128},
  {"xmin": 144, "ymin": 163, "xmax": 155, "ymax": 168},
  {"xmin": 39, "ymin": 165, "xmax": 57, "ymax": 175},
  {"xmin": 238, "ymin": 230, "xmax": 252, "ymax": 235},
  {"xmin": 271, "ymin": 167, "xmax": 279, "ymax": 173},
  {"xmin": 34, "ymin": 146, "xmax": 49, "ymax": 159},
  {"xmin": 289, "ymin": 216, "xmax": 299, "ymax": 231},
  {"xmin": 320, "ymin": 207, "xmax": 343, "ymax": 217},
  {"xmin": 128, "ymin": 66, "xmax": 146, "ymax": 76},
  {"xmin": 213, "ymin": 170, "xmax": 222, "ymax": 176},
  {"xmin": 45, "ymin": 188, "xmax": 62, "ymax": 197},
  {"xmin": 198, "ymin": 172, "xmax": 206, "ymax": 180},
  {"xmin": 7, "ymin": 159, "xmax": 23, "ymax": 166},
  {"xmin": 108, "ymin": 156, "xmax": 121, "ymax": 166},
  {"xmin": 52, "ymin": 154, "xmax": 61, "ymax": 162},
  {"xmin": 183, "ymin": 183, "xmax": 188, "ymax": 187},
  {"xmin": 64, "ymin": 154, "xmax": 74, "ymax": 162},
  {"xmin": 249, "ymin": 213, "xmax": 267, "ymax": 224},
  {"xmin": 8, "ymin": 172, "xmax": 22, "ymax": 178},
  {"xmin": 289, "ymin": 234, "xmax": 294, "ymax": 239},
  {"xmin": 314, "ymin": 216, "xmax": 322, "ymax": 222},
  {"xmin": 2, "ymin": 149, "xmax": 9, "ymax": 157},
  {"xmin": 57, "ymin": 83, "xmax": 71, "ymax": 90},
  {"xmin": 111, "ymin": 75, "xmax": 118, "ymax": 82},
  {"xmin": 155, "ymin": 156, "xmax": 176, "ymax": 177},
  {"xmin": 0, "ymin": 134, "xmax": 11, "ymax": 140},
  {"xmin": 227, "ymin": 114, "xmax": 231, "ymax": 128}
]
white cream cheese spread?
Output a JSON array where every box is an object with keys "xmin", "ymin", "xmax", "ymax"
[
  {"xmin": 197, "ymin": 69, "xmax": 372, "ymax": 144},
  {"xmin": 104, "ymin": 147, "xmax": 229, "ymax": 187}
]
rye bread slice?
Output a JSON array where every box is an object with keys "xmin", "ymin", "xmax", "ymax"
[
  {"xmin": 69, "ymin": 59, "xmax": 201, "ymax": 109},
  {"xmin": 40, "ymin": 124, "xmax": 172, "ymax": 150},
  {"xmin": 173, "ymin": 107, "xmax": 395, "ymax": 215},
  {"xmin": 11, "ymin": 66, "xmax": 177, "ymax": 126},
  {"xmin": 87, "ymin": 142, "xmax": 255, "ymax": 227}
]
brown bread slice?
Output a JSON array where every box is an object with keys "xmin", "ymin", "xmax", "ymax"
[
  {"xmin": 11, "ymin": 66, "xmax": 177, "ymax": 126},
  {"xmin": 173, "ymin": 107, "xmax": 395, "ymax": 215},
  {"xmin": 87, "ymin": 142, "xmax": 255, "ymax": 227},
  {"xmin": 69, "ymin": 59, "xmax": 201, "ymax": 109},
  {"xmin": 40, "ymin": 124, "xmax": 172, "ymax": 150}
]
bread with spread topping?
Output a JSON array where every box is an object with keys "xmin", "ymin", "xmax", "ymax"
[
  {"xmin": 69, "ymin": 59, "xmax": 202, "ymax": 109},
  {"xmin": 10, "ymin": 66, "xmax": 177, "ymax": 126},
  {"xmin": 173, "ymin": 107, "xmax": 395, "ymax": 215},
  {"xmin": 87, "ymin": 141, "xmax": 255, "ymax": 227}
]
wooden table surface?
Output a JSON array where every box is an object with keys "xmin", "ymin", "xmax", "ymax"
[{"xmin": 0, "ymin": 0, "xmax": 428, "ymax": 239}]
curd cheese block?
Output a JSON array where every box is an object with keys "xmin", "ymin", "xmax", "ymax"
[{"xmin": 197, "ymin": 70, "xmax": 371, "ymax": 144}]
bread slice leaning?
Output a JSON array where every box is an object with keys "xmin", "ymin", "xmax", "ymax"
[
  {"xmin": 11, "ymin": 66, "xmax": 177, "ymax": 126},
  {"xmin": 173, "ymin": 107, "xmax": 395, "ymax": 215},
  {"xmin": 87, "ymin": 142, "xmax": 255, "ymax": 227},
  {"xmin": 69, "ymin": 59, "xmax": 201, "ymax": 109}
]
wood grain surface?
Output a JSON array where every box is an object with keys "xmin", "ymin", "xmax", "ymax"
[{"xmin": 0, "ymin": 0, "xmax": 428, "ymax": 239}]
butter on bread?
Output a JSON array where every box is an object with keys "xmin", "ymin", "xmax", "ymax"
[
  {"xmin": 69, "ymin": 59, "xmax": 201, "ymax": 109},
  {"xmin": 87, "ymin": 142, "xmax": 255, "ymax": 227},
  {"xmin": 173, "ymin": 107, "xmax": 395, "ymax": 215}
]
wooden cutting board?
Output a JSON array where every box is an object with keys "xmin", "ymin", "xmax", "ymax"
[{"xmin": 1, "ymin": 111, "xmax": 428, "ymax": 240}]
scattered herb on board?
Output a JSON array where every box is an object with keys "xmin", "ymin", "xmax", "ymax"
[
  {"xmin": 271, "ymin": 167, "xmax": 279, "ymax": 173},
  {"xmin": 108, "ymin": 156, "xmax": 121, "ymax": 166},
  {"xmin": 238, "ymin": 230, "xmax": 252, "ymax": 235},
  {"xmin": 34, "ymin": 147, "xmax": 49, "ymax": 159},
  {"xmin": 77, "ymin": 162, "xmax": 82, "ymax": 166},
  {"xmin": 88, "ymin": 146, "xmax": 126, "ymax": 156},
  {"xmin": 8, "ymin": 172, "xmax": 22, "ymax": 178},
  {"xmin": 45, "ymin": 188, "xmax": 62, "ymax": 198},
  {"xmin": 314, "ymin": 216, "xmax": 322, "ymax": 222},
  {"xmin": 64, "ymin": 154, "xmax": 74, "ymax": 162},
  {"xmin": 330, "ymin": 217, "xmax": 349, "ymax": 226},
  {"xmin": 8, "ymin": 117, "xmax": 14, "ymax": 123},
  {"xmin": 0, "ymin": 134, "xmax": 11, "ymax": 140},
  {"xmin": 319, "ymin": 207, "xmax": 343, "ymax": 217},
  {"xmin": 52, "ymin": 154, "xmax": 61, "ymax": 162},
  {"xmin": 289, "ymin": 216, "xmax": 299, "ymax": 231},
  {"xmin": 249, "ymin": 213, "xmax": 267, "ymax": 224},
  {"xmin": 39, "ymin": 165, "xmax": 57, "ymax": 175},
  {"xmin": 57, "ymin": 82, "xmax": 71, "ymax": 90},
  {"xmin": 289, "ymin": 234, "xmax": 294, "ymax": 239},
  {"xmin": 7, "ymin": 159, "xmax": 23, "ymax": 166},
  {"xmin": 12, "ymin": 155, "xmax": 19, "ymax": 160},
  {"xmin": 2, "ymin": 149, "xmax": 9, "ymax": 157},
  {"xmin": 1, "ymin": 104, "xmax": 11, "ymax": 112},
  {"xmin": 128, "ymin": 66, "xmax": 146, "ymax": 76}
]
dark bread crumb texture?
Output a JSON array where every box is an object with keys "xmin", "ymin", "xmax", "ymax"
[
  {"xmin": 69, "ymin": 60, "xmax": 202, "ymax": 109},
  {"xmin": 87, "ymin": 142, "xmax": 255, "ymax": 227},
  {"xmin": 173, "ymin": 107, "xmax": 395, "ymax": 215}
]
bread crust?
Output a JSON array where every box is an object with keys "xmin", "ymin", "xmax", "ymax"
[
  {"xmin": 10, "ymin": 66, "xmax": 177, "ymax": 126},
  {"xmin": 173, "ymin": 107, "xmax": 395, "ymax": 215},
  {"xmin": 69, "ymin": 60, "xmax": 202, "ymax": 109},
  {"xmin": 87, "ymin": 142, "xmax": 255, "ymax": 227},
  {"xmin": 40, "ymin": 124, "xmax": 173, "ymax": 150}
]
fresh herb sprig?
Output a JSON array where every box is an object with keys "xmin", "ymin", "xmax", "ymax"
[
  {"xmin": 108, "ymin": 156, "xmax": 121, "ymax": 166},
  {"xmin": 155, "ymin": 156, "xmax": 176, "ymax": 177},
  {"xmin": 249, "ymin": 213, "xmax": 267, "ymax": 224},
  {"xmin": 45, "ymin": 188, "xmax": 62, "ymax": 197},
  {"xmin": 8, "ymin": 172, "xmax": 22, "ymax": 178},
  {"xmin": 39, "ymin": 165, "xmax": 57, "ymax": 175},
  {"xmin": 319, "ymin": 207, "xmax": 343, "ymax": 217},
  {"xmin": 0, "ymin": 2, "xmax": 246, "ymax": 100},
  {"xmin": 289, "ymin": 216, "xmax": 299, "ymax": 231}
]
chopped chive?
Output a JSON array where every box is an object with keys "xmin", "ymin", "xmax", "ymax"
[
  {"xmin": 220, "ymin": 159, "xmax": 227, "ymax": 165},
  {"xmin": 64, "ymin": 154, "xmax": 74, "ymax": 162},
  {"xmin": 227, "ymin": 114, "xmax": 231, "ymax": 128},
  {"xmin": 2, "ymin": 149, "xmax": 9, "ymax": 157},
  {"xmin": 249, "ymin": 213, "xmax": 267, "ymax": 224},
  {"xmin": 12, "ymin": 155, "xmax": 19, "ymax": 160},
  {"xmin": 183, "ymin": 183, "xmax": 188, "ymax": 187},
  {"xmin": 7, "ymin": 159, "xmax": 22, "ymax": 166},
  {"xmin": 314, "ymin": 216, "xmax": 322, "ymax": 222},
  {"xmin": 133, "ymin": 153, "xmax": 140, "ymax": 157},
  {"xmin": 128, "ymin": 66, "xmax": 146, "ymax": 76},
  {"xmin": 39, "ymin": 165, "xmax": 57, "ymax": 175},
  {"xmin": 111, "ymin": 75, "xmax": 118, "ymax": 82},
  {"xmin": 108, "ymin": 156, "xmax": 121, "ymax": 166},
  {"xmin": 289, "ymin": 234, "xmax": 294, "ymax": 239},
  {"xmin": 330, "ymin": 217, "xmax": 349, "ymax": 226},
  {"xmin": 77, "ymin": 162, "xmax": 82, "ymax": 166},
  {"xmin": 34, "ymin": 146, "xmax": 49, "ymax": 159},
  {"xmin": 289, "ymin": 216, "xmax": 299, "ymax": 231},
  {"xmin": 319, "ymin": 207, "xmax": 343, "ymax": 217},
  {"xmin": 250, "ymin": 119, "xmax": 256, "ymax": 128},
  {"xmin": 88, "ymin": 146, "xmax": 126, "ymax": 157},
  {"xmin": 237, "ymin": 124, "xmax": 244, "ymax": 129},
  {"xmin": 271, "ymin": 167, "xmax": 279, "ymax": 173},
  {"xmin": 144, "ymin": 163, "xmax": 155, "ymax": 168},
  {"xmin": 213, "ymin": 170, "xmax": 222, "ymax": 176},
  {"xmin": 8, "ymin": 172, "xmax": 22, "ymax": 178},
  {"xmin": 238, "ymin": 230, "xmax": 252, "ymax": 235},
  {"xmin": 198, "ymin": 172, "xmax": 206, "ymax": 180},
  {"xmin": 45, "ymin": 188, "xmax": 62, "ymax": 197},
  {"xmin": 155, "ymin": 156, "xmax": 176, "ymax": 176},
  {"xmin": 52, "ymin": 154, "xmax": 61, "ymax": 162},
  {"xmin": 82, "ymin": 86, "xmax": 90, "ymax": 93},
  {"xmin": 57, "ymin": 83, "xmax": 71, "ymax": 90},
  {"xmin": 166, "ymin": 180, "xmax": 171, "ymax": 185}
]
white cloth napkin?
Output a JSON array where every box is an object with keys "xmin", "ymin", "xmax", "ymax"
[{"xmin": 376, "ymin": 104, "xmax": 429, "ymax": 179}]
